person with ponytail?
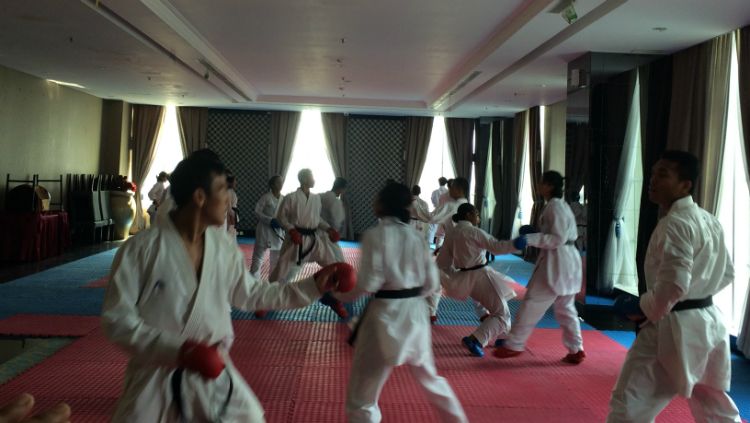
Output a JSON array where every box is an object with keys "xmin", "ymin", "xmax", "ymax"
[
  {"xmin": 436, "ymin": 203, "xmax": 525, "ymax": 358},
  {"xmin": 340, "ymin": 182, "xmax": 467, "ymax": 422},
  {"xmin": 494, "ymin": 170, "xmax": 585, "ymax": 364}
]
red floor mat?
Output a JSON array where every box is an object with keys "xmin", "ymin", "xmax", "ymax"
[
  {"xmin": 83, "ymin": 276, "xmax": 108, "ymax": 288},
  {"xmin": 0, "ymin": 314, "xmax": 100, "ymax": 337},
  {"xmin": 0, "ymin": 321, "xmax": 699, "ymax": 422}
]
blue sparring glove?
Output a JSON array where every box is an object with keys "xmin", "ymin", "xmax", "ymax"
[
  {"xmin": 613, "ymin": 293, "xmax": 646, "ymax": 322},
  {"xmin": 512, "ymin": 235, "xmax": 527, "ymax": 250},
  {"xmin": 519, "ymin": 225, "xmax": 539, "ymax": 235},
  {"xmin": 270, "ymin": 219, "xmax": 281, "ymax": 230}
]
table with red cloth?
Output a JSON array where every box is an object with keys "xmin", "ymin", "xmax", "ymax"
[{"xmin": 0, "ymin": 211, "xmax": 71, "ymax": 262}]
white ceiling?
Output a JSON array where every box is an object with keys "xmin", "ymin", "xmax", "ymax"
[{"xmin": 0, "ymin": 0, "xmax": 748, "ymax": 117}]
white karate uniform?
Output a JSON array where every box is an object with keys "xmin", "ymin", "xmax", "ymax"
[
  {"xmin": 250, "ymin": 191, "xmax": 284, "ymax": 277},
  {"xmin": 269, "ymin": 188, "xmax": 344, "ymax": 283},
  {"xmin": 437, "ymin": 221, "xmax": 519, "ymax": 346},
  {"xmin": 147, "ymin": 181, "xmax": 168, "ymax": 217},
  {"xmin": 101, "ymin": 217, "xmax": 322, "ymax": 422},
  {"xmin": 340, "ymin": 217, "xmax": 467, "ymax": 423},
  {"xmin": 409, "ymin": 196, "xmax": 431, "ymax": 243},
  {"xmin": 155, "ymin": 189, "xmax": 174, "ymax": 226},
  {"xmin": 320, "ymin": 190, "xmax": 346, "ymax": 234},
  {"xmin": 429, "ymin": 186, "xmax": 447, "ymax": 243},
  {"xmin": 607, "ymin": 196, "xmax": 741, "ymax": 423},
  {"xmin": 504, "ymin": 197, "xmax": 584, "ymax": 354},
  {"xmin": 413, "ymin": 196, "xmax": 468, "ymax": 317}
]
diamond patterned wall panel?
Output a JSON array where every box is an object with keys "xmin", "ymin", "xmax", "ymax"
[
  {"xmin": 346, "ymin": 116, "xmax": 406, "ymax": 236},
  {"xmin": 206, "ymin": 110, "xmax": 271, "ymax": 233}
]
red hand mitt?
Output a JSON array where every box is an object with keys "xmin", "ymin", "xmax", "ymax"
[{"xmin": 179, "ymin": 340, "xmax": 225, "ymax": 379}]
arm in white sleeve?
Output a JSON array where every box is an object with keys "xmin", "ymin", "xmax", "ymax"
[
  {"xmin": 229, "ymin": 245, "xmax": 321, "ymax": 310},
  {"xmin": 275, "ymin": 195, "xmax": 294, "ymax": 231},
  {"xmin": 525, "ymin": 206, "xmax": 566, "ymax": 249},
  {"xmin": 415, "ymin": 201, "xmax": 451, "ymax": 224},
  {"xmin": 640, "ymin": 222, "xmax": 693, "ymax": 321},
  {"xmin": 422, "ymin": 248, "xmax": 442, "ymax": 297},
  {"xmin": 335, "ymin": 231, "xmax": 383, "ymax": 303},
  {"xmin": 254, "ymin": 194, "xmax": 274, "ymax": 225},
  {"xmin": 477, "ymin": 229, "xmax": 518, "ymax": 255},
  {"xmin": 435, "ymin": 234, "xmax": 455, "ymax": 272},
  {"xmin": 101, "ymin": 242, "xmax": 185, "ymax": 366}
]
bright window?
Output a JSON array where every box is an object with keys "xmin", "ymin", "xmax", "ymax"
[
  {"xmin": 141, "ymin": 105, "xmax": 183, "ymax": 201},
  {"xmin": 716, "ymin": 34, "xmax": 750, "ymax": 335},
  {"xmin": 418, "ymin": 117, "xmax": 455, "ymax": 210},
  {"xmin": 518, "ymin": 114, "xmax": 532, "ymax": 235},
  {"xmin": 281, "ymin": 110, "xmax": 336, "ymax": 194}
]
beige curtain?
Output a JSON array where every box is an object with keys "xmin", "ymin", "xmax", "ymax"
[
  {"xmin": 473, "ymin": 120, "xmax": 490, "ymax": 215},
  {"xmin": 321, "ymin": 112, "xmax": 353, "ymax": 239},
  {"xmin": 131, "ymin": 104, "xmax": 165, "ymax": 231},
  {"xmin": 667, "ymin": 33, "xmax": 732, "ymax": 213},
  {"xmin": 404, "ymin": 117, "xmax": 434, "ymax": 188},
  {"xmin": 493, "ymin": 113, "xmax": 526, "ymax": 238},
  {"xmin": 445, "ymin": 118, "xmax": 475, "ymax": 184},
  {"xmin": 269, "ymin": 111, "xmax": 301, "ymax": 179},
  {"xmin": 177, "ymin": 107, "xmax": 208, "ymax": 157}
]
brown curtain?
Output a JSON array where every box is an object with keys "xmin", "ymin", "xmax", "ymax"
[
  {"xmin": 321, "ymin": 112, "xmax": 353, "ymax": 239},
  {"xmin": 635, "ymin": 57, "xmax": 672, "ymax": 295},
  {"xmin": 493, "ymin": 113, "xmax": 526, "ymax": 238},
  {"xmin": 445, "ymin": 118, "xmax": 475, "ymax": 184},
  {"xmin": 739, "ymin": 27, "xmax": 750, "ymax": 193},
  {"xmin": 176, "ymin": 107, "xmax": 208, "ymax": 157},
  {"xmin": 404, "ymin": 117, "xmax": 434, "ymax": 188},
  {"xmin": 269, "ymin": 111, "xmax": 301, "ymax": 179},
  {"xmin": 473, "ymin": 120, "xmax": 491, "ymax": 216},
  {"xmin": 131, "ymin": 104, "xmax": 165, "ymax": 231},
  {"xmin": 526, "ymin": 107, "xmax": 543, "ymax": 261},
  {"xmin": 667, "ymin": 33, "xmax": 732, "ymax": 213}
]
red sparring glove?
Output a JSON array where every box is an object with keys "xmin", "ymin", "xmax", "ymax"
[
  {"xmin": 289, "ymin": 228, "xmax": 303, "ymax": 245},
  {"xmin": 179, "ymin": 340, "xmax": 225, "ymax": 379},
  {"xmin": 327, "ymin": 228, "xmax": 341, "ymax": 243},
  {"xmin": 314, "ymin": 262, "xmax": 356, "ymax": 293}
]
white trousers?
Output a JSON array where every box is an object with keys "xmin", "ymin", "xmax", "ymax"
[
  {"xmin": 269, "ymin": 231, "xmax": 344, "ymax": 283},
  {"xmin": 504, "ymin": 281, "xmax": 583, "ymax": 353},
  {"xmin": 346, "ymin": 350, "xmax": 467, "ymax": 423},
  {"xmin": 606, "ymin": 324, "xmax": 741, "ymax": 423},
  {"xmin": 469, "ymin": 284, "xmax": 511, "ymax": 347},
  {"xmin": 249, "ymin": 246, "xmax": 279, "ymax": 279}
]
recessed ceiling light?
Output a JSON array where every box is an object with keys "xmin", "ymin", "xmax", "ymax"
[
  {"xmin": 652, "ymin": 27, "xmax": 667, "ymax": 32},
  {"xmin": 47, "ymin": 79, "xmax": 85, "ymax": 89}
]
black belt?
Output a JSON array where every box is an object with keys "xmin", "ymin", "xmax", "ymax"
[
  {"xmin": 171, "ymin": 368, "xmax": 233, "ymax": 423},
  {"xmin": 672, "ymin": 296, "xmax": 712, "ymax": 312},
  {"xmin": 459, "ymin": 262, "xmax": 488, "ymax": 272},
  {"xmin": 295, "ymin": 227, "xmax": 317, "ymax": 265},
  {"xmin": 348, "ymin": 287, "xmax": 423, "ymax": 346}
]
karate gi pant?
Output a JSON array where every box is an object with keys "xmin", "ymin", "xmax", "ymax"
[
  {"xmin": 250, "ymin": 247, "xmax": 280, "ymax": 279},
  {"xmin": 504, "ymin": 281, "xmax": 583, "ymax": 353},
  {"xmin": 269, "ymin": 231, "xmax": 344, "ymax": 283},
  {"xmin": 606, "ymin": 323, "xmax": 741, "ymax": 423},
  {"xmin": 346, "ymin": 349, "xmax": 467, "ymax": 423}
]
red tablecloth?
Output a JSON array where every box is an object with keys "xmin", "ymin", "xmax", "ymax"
[{"xmin": 0, "ymin": 211, "xmax": 71, "ymax": 262}]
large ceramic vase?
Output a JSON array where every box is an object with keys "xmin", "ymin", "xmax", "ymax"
[{"xmin": 110, "ymin": 191, "xmax": 136, "ymax": 240}]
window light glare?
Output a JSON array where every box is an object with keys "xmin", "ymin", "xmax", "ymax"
[{"xmin": 47, "ymin": 79, "xmax": 86, "ymax": 89}]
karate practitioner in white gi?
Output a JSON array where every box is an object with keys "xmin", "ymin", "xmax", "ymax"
[
  {"xmin": 101, "ymin": 151, "xmax": 348, "ymax": 422},
  {"xmin": 339, "ymin": 183, "xmax": 468, "ymax": 423},
  {"xmin": 412, "ymin": 177, "xmax": 470, "ymax": 323},
  {"xmin": 494, "ymin": 170, "xmax": 585, "ymax": 364},
  {"xmin": 428, "ymin": 177, "xmax": 449, "ymax": 244},
  {"xmin": 269, "ymin": 168, "xmax": 348, "ymax": 318},
  {"xmin": 409, "ymin": 185, "xmax": 431, "ymax": 243},
  {"xmin": 250, "ymin": 175, "xmax": 284, "ymax": 278},
  {"xmin": 319, "ymin": 177, "xmax": 348, "ymax": 235},
  {"xmin": 437, "ymin": 203, "xmax": 523, "ymax": 357},
  {"xmin": 606, "ymin": 151, "xmax": 741, "ymax": 422}
]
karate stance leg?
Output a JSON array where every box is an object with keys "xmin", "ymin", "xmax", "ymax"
[
  {"xmin": 606, "ymin": 324, "xmax": 676, "ymax": 423},
  {"xmin": 553, "ymin": 294, "xmax": 583, "ymax": 353},
  {"xmin": 408, "ymin": 360, "xmax": 468, "ymax": 423},
  {"xmin": 687, "ymin": 384, "xmax": 741, "ymax": 423},
  {"xmin": 504, "ymin": 282, "xmax": 556, "ymax": 351},
  {"xmin": 249, "ymin": 245, "xmax": 267, "ymax": 278},
  {"xmin": 346, "ymin": 349, "xmax": 393, "ymax": 423}
]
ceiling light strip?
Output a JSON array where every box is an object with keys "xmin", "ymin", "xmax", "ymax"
[
  {"xmin": 446, "ymin": 0, "xmax": 628, "ymax": 111},
  {"xmin": 79, "ymin": 0, "xmax": 241, "ymax": 103}
]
